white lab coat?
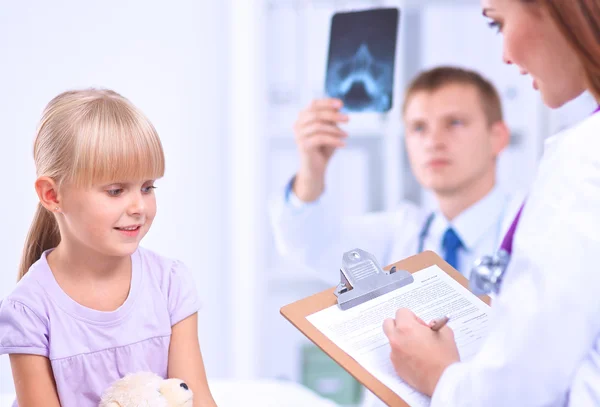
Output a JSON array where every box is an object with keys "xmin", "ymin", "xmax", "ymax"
[
  {"xmin": 431, "ymin": 112, "xmax": 600, "ymax": 406},
  {"xmin": 269, "ymin": 180, "xmax": 522, "ymax": 286}
]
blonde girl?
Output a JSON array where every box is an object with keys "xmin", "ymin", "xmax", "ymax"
[{"xmin": 0, "ymin": 89, "xmax": 217, "ymax": 407}]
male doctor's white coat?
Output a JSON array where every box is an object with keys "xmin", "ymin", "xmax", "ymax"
[{"xmin": 270, "ymin": 180, "xmax": 522, "ymax": 287}]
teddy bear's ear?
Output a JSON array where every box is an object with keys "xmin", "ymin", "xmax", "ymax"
[{"xmin": 104, "ymin": 402, "xmax": 122, "ymax": 407}]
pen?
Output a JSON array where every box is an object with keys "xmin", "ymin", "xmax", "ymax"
[{"xmin": 429, "ymin": 315, "xmax": 450, "ymax": 331}]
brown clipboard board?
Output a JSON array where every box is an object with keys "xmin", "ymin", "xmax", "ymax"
[{"xmin": 280, "ymin": 250, "xmax": 491, "ymax": 406}]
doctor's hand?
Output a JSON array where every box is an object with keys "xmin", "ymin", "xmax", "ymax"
[
  {"xmin": 292, "ymin": 98, "xmax": 349, "ymax": 202},
  {"xmin": 383, "ymin": 308, "xmax": 460, "ymax": 397}
]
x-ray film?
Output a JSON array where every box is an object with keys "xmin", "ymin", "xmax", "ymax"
[{"xmin": 325, "ymin": 8, "xmax": 399, "ymax": 113}]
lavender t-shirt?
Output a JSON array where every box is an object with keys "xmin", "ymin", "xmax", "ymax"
[{"xmin": 0, "ymin": 247, "xmax": 200, "ymax": 407}]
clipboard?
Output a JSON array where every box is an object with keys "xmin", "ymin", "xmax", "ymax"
[{"xmin": 280, "ymin": 249, "xmax": 491, "ymax": 406}]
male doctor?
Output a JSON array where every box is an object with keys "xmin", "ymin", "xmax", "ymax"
[{"xmin": 270, "ymin": 66, "xmax": 523, "ymax": 287}]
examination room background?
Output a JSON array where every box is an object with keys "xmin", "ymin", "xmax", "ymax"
[{"xmin": 0, "ymin": 0, "xmax": 596, "ymax": 405}]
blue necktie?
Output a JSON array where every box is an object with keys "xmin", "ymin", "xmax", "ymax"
[{"xmin": 442, "ymin": 227, "xmax": 463, "ymax": 270}]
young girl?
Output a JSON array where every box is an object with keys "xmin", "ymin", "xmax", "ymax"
[{"xmin": 0, "ymin": 89, "xmax": 218, "ymax": 407}]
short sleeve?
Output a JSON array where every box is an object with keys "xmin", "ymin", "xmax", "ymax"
[
  {"xmin": 166, "ymin": 260, "xmax": 201, "ymax": 326},
  {"xmin": 0, "ymin": 299, "xmax": 49, "ymax": 357}
]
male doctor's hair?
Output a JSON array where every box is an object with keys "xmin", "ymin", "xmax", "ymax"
[
  {"xmin": 18, "ymin": 89, "xmax": 165, "ymax": 280},
  {"xmin": 534, "ymin": 0, "xmax": 600, "ymax": 101},
  {"xmin": 402, "ymin": 66, "xmax": 504, "ymax": 126}
]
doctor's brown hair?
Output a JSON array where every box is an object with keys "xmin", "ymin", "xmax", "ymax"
[
  {"xmin": 535, "ymin": 0, "xmax": 600, "ymax": 101},
  {"xmin": 402, "ymin": 67, "xmax": 504, "ymax": 126}
]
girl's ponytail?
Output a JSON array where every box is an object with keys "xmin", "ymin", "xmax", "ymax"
[{"xmin": 18, "ymin": 203, "xmax": 60, "ymax": 280}]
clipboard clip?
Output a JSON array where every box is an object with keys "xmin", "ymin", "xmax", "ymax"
[{"xmin": 334, "ymin": 249, "xmax": 414, "ymax": 310}]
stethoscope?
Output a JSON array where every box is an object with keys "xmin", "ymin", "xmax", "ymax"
[
  {"xmin": 470, "ymin": 204, "xmax": 524, "ymax": 295},
  {"xmin": 417, "ymin": 212, "xmax": 436, "ymax": 254},
  {"xmin": 417, "ymin": 204, "xmax": 524, "ymax": 296}
]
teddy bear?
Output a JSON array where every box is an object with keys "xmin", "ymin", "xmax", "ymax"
[{"xmin": 98, "ymin": 372, "xmax": 194, "ymax": 407}]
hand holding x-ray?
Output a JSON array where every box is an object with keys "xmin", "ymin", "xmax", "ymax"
[{"xmin": 292, "ymin": 98, "xmax": 349, "ymax": 202}]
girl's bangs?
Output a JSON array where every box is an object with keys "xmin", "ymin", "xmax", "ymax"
[{"xmin": 68, "ymin": 101, "xmax": 165, "ymax": 187}]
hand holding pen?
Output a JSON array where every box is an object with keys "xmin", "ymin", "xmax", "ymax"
[{"xmin": 429, "ymin": 315, "xmax": 450, "ymax": 331}]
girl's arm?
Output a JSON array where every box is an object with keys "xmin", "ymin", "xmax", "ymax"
[
  {"xmin": 9, "ymin": 354, "xmax": 61, "ymax": 407},
  {"xmin": 168, "ymin": 313, "xmax": 218, "ymax": 407}
]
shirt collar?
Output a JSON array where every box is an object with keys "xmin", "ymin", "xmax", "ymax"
[
  {"xmin": 544, "ymin": 105, "xmax": 600, "ymax": 152},
  {"xmin": 543, "ymin": 128, "xmax": 570, "ymax": 153},
  {"xmin": 429, "ymin": 185, "xmax": 508, "ymax": 252}
]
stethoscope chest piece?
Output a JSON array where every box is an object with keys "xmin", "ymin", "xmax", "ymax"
[{"xmin": 469, "ymin": 249, "xmax": 510, "ymax": 296}]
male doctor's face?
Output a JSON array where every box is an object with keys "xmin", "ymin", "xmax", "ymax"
[{"xmin": 403, "ymin": 83, "xmax": 507, "ymax": 197}]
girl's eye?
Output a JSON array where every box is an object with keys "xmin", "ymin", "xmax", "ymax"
[
  {"xmin": 142, "ymin": 185, "xmax": 157, "ymax": 194},
  {"xmin": 488, "ymin": 21, "xmax": 503, "ymax": 33},
  {"xmin": 450, "ymin": 119, "xmax": 464, "ymax": 127},
  {"xmin": 107, "ymin": 188, "xmax": 123, "ymax": 197}
]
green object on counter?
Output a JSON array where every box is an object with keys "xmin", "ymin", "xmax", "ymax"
[{"xmin": 301, "ymin": 343, "xmax": 363, "ymax": 405}]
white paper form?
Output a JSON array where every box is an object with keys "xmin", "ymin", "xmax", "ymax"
[{"xmin": 306, "ymin": 265, "xmax": 491, "ymax": 406}]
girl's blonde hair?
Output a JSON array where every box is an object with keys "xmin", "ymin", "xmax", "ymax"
[{"xmin": 18, "ymin": 89, "xmax": 165, "ymax": 280}]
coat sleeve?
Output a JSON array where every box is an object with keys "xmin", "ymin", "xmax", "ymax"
[{"xmin": 268, "ymin": 177, "xmax": 419, "ymax": 286}]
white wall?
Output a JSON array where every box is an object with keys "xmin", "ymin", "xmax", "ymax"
[{"xmin": 0, "ymin": 0, "xmax": 232, "ymax": 394}]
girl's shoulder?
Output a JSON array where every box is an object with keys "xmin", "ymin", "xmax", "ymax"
[
  {"xmin": 136, "ymin": 247, "xmax": 200, "ymax": 325},
  {"xmin": 0, "ymin": 260, "xmax": 52, "ymax": 356},
  {"xmin": 136, "ymin": 246, "xmax": 191, "ymax": 283},
  {"xmin": 1, "ymin": 256, "xmax": 53, "ymax": 322}
]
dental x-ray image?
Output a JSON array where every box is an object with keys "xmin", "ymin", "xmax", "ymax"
[{"xmin": 325, "ymin": 8, "xmax": 399, "ymax": 113}]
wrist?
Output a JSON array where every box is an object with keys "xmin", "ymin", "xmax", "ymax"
[
  {"xmin": 426, "ymin": 358, "xmax": 456, "ymax": 397},
  {"xmin": 293, "ymin": 171, "xmax": 325, "ymax": 202}
]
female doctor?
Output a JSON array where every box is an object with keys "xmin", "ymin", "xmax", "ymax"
[{"xmin": 382, "ymin": 0, "xmax": 600, "ymax": 406}]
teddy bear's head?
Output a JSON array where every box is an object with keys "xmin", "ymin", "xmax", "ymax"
[{"xmin": 99, "ymin": 372, "xmax": 193, "ymax": 407}]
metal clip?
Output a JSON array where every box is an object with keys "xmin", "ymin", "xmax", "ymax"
[{"xmin": 334, "ymin": 249, "xmax": 414, "ymax": 310}]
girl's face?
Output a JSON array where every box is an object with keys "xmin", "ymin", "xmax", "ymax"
[
  {"xmin": 482, "ymin": 0, "xmax": 587, "ymax": 108},
  {"xmin": 56, "ymin": 179, "xmax": 157, "ymax": 258}
]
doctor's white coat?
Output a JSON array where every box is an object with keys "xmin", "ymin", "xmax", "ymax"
[{"xmin": 431, "ymin": 111, "xmax": 600, "ymax": 406}]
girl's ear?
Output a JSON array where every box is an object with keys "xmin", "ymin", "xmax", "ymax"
[{"xmin": 35, "ymin": 176, "xmax": 61, "ymax": 212}]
